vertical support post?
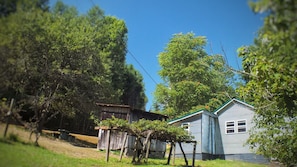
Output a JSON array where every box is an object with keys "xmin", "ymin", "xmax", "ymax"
[
  {"xmin": 172, "ymin": 142, "xmax": 176, "ymax": 165},
  {"xmin": 119, "ymin": 132, "xmax": 128, "ymax": 161},
  {"xmin": 4, "ymin": 98, "xmax": 14, "ymax": 138},
  {"xmin": 139, "ymin": 131, "xmax": 152, "ymax": 162},
  {"xmin": 178, "ymin": 142, "xmax": 188, "ymax": 167},
  {"xmin": 105, "ymin": 129, "xmax": 111, "ymax": 162},
  {"xmin": 132, "ymin": 137, "xmax": 139, "ymax": 163},
  {"xmin": 167, "ymin": 142, "xmax": 174, "ymax": 165},
  {"xmin": 192, "ymin": 141, "xmax": 197, "ymax": 167},
  {"xmin": 145, "ymin": 139, "xmax": 151, "ymax": 162}
]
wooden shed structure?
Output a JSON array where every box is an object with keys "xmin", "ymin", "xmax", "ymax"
[{"xmin": 96, "ymin": 103, "xmax": 168, "ymax": 158}]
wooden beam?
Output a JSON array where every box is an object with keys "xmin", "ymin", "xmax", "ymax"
[
  {"xmin": 145, "ymin": 139, "xmax": 151, "ymax": 162},
  {"xmin": 105, "ymin": 129, "xmax": 111, "ymax": 162},
  {"xmin": 172, "ymin": 142, "xmax": 176, "ymax": 165},
  {"xmin": 192, "ymin": 141, "xmax": 197, "ymax": 167},
  {"xmin": 167, "ymin": 142, "xmax": 174, "ymax": 165},
  {"xmin": 132, "ymin": 137, "xmax": 139, "ymax": 163},
  {"xmin": 119, "ymin": 132, "xmax": 128, "ymax": 161},
  {"xmin": 4, "ymin": 98, "xmax": 14, "ymax": 138},
  {"xmin": 139, "ymin": 131, "xmax": 153, "ymax": 162},
  {"xmin": 178, "ymin": 142, "xmax": 188, "ymax": 167}
]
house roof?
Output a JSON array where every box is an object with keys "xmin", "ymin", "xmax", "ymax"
[
  {"xmin": 168, "ymin": 109, "xmax": 206, "ymax": 124},
  {"xmin": 214, "ymin": 98, "xmax": 254, "ymax": 115}
]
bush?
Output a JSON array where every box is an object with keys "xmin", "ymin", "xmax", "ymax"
[{"xmin": 8, "ymin": 133, "xmax": 19, "ymax": 142}]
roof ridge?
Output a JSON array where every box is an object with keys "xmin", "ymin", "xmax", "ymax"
[{"xmin": 213, "ymin": 98, "xmax": 254, "ymax": 115}]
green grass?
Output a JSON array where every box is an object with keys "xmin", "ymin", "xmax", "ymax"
[{"xmin": 0, "ymin": 138, "xmax": 267, "ymax": 167}]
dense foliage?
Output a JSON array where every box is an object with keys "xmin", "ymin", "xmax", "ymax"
[
  {"xmin": 153, "ymin": 33, "xmax": 235, "ymax": 118},
  {"xmin": 100, "ymin": 117, "xmax": 193, "ymax": 142},
  {"xmin": 237, "ymin": 0, "xmax": 297, "ymax": 166},
  {"xmin": 0, "ymin": 0, "xmax": 146, "ymax": 143}
]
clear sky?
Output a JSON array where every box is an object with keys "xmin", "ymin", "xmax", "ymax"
[{"xmin": 49, "ymin": 0, "xmax": 264, "ymax": 111}]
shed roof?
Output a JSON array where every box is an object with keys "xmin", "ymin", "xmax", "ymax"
[
  {"xmin": 96, "ymin": 102, "xmax": 168, "ymax": 120},
  {"xmin": 214, "ymin": 98, "xmax": 254, "ymax": 115},
  {"xmin": 96, "ymin": 103, "xmax": 130, "ymax": 108}
]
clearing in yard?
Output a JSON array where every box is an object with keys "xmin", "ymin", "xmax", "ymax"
[{"xmin": 0, "ymin": 123, "xmax": 267, "ymax": 167}]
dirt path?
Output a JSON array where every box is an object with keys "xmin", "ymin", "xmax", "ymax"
[{"xmin": 0, "ymin": 124, "xmax": 116, "ymax": 159}]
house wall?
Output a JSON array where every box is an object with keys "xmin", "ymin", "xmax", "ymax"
[
  {"xmin": 201, "ymin": 113, "xmax": 216, "ymax": 155},
  {"xmin": 174, "ymin": 114, "xmax": 202, "ymax": 158},
  {"xmin": 217, "ymin": 102, "xmax": 254, "ymax": 154}
]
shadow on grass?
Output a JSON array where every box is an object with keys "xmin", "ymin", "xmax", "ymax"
[{"xmin": 0, "ymin": 133, "xmax": 48, "ymax": 150}]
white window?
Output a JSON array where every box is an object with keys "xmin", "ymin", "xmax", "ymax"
[
  {"xmin": 226, "ymin": 121, "xmax": 235, "ymax": 134},
  {"xmin": 237, "ymin": 120, "xmax": 247, "ymax": 133},
  {"xmin": 181, "ymin": 122, "xmax": 190, "ymax": 132},
  {"xmin": 225, "ymin": 120, "xmax": 247, "ymax": 134}
]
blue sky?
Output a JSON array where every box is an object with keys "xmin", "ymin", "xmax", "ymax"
[{"xmin": 49, "ymin": 0, "xmax": 264, "ymax": 111}]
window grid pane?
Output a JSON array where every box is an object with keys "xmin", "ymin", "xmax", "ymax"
[
  {"xmin": 237, "ymin": 120, "xmax": 247, "ymax": 133},
  {"xmin": 226, "ymin": 121, "xmax": 235, "ymax": 134}
]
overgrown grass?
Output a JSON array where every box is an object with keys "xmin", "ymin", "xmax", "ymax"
[{"xmin": 0, "ymin": 137, "xmax": 267, "ymax": 167}]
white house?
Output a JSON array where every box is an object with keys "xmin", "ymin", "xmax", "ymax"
[{"xmin": 169, "ymin": 98, "xmax": 268, "ymax": 163}]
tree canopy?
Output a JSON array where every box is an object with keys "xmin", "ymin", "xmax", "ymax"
[
  {"xmin": 0, "ymin": 1, "xmax": 147, "ymax": 143},
  {"xmin": 237, "ymin": 0, "xmax": 297, "ymax": 166},
  {"xmin": 153, "ymin": 33, "xmax": 235, "ymax": 119}
]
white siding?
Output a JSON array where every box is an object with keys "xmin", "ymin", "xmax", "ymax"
[
  {"xmin": 174, "ymin": 114, "xmax": 202, "ymax": 154},
  {"xmin": 217, "ymin": 103, "xmax": 254, "ymax": 154}
]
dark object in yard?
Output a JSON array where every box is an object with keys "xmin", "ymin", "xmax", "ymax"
[{"xmin": 58, "ymin": 129, "xmax": 70, "ymax": 140}]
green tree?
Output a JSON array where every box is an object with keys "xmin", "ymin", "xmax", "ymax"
[
  {"xmin": 153, "ymin": 33, "xmax": 235, "ymax": 118},
  {"xmin": 0, "ymin": 1, "xmax": 139, "ymax": 143},
  {"xmin": 237, "ymin": 0, "xmax": 297, "ymax": 166},
  {"xmin": 121, "ymin": 64, "xmax": 147, "ymax": 110},
  {"xmin": 0, "ymin": 0, "xmax": 48, "ymax": 17}
]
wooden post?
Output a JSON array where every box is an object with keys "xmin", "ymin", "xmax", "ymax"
[
  {"xmin": 167, "ymin": 142, "xmax": 173, "ymax": 165},
  {"xmin": 178, "ymin": 142, "xmax": 188, "ymax": 167},
  {"xmin": 4, "ymin": 98, "xmax": 14, "ymax": 138},
  {"xmin": 105, "ymin": 129, "xmax": 111, "ymax": 162},
  {"xmin": 132, "ymin": 137, "xmax": 139, "ymax": 163},
  {"xmin": 119, "ymin": 132, "xmax": 128, "ymax": 161},
  {"xmin": 139, "ymin": 131, "xmax": 152, "ymax": 162},
  {"xmin": 145, "ymin": 139, "xmax": 151, "ymax": 162},
  {"xmin": 172, "ymin": 142, "xmax": 176, "ymax": 165},
  {"xmin": 192, "ymin": 141, "xmax": 197, "ymax": 167}
]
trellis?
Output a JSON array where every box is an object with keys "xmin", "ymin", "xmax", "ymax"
[{"xmin": 100, "ymin": 117, "xmax": 198, "ymax": 167}]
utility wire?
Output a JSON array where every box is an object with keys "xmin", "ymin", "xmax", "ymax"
[
  {"xmin": 127, "ymin": 50, "xmax": 159, "ymax": 85},
  {"xmin": 88, "ymin": 0, "xmax": 159, "ymax": 86}
]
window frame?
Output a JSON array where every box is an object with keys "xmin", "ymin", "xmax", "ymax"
[
  {"xmin": 181, "ymin": 122, "xmax": 190, "ymax": 132},
  {"xmin": 225, "ymin": 120, "xmax": 235, "ymax": 134},
  {"xmin": 225, "ymin": 119, "xmax": 247, "ymax": 134},
  {"xmin": 237, "ymin": 119, "xmax": 247, "ymax": 133}
]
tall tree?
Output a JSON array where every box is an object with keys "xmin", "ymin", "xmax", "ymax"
[
  {"xmin": 121, "ymin": 64, "xmax": 147, "ymax": 110},
  {"xmin": 153, "ymin": 33, "xmax": 235, "ymax": 118},
  {"xmin": 0, "ymin": 0, "xmax": 48, "ymax": 17},
  {"xmin": 237, "ymin": 0, "xmax": 297, "ymax": 166},
  {"xmin": 0, "ymin": 1, "xmax": 136, "ymax": 143}
]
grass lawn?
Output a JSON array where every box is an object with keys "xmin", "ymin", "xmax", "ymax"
[{"xmin": 0, "ymin": 124, "xmax": 268, "ymax": 167}]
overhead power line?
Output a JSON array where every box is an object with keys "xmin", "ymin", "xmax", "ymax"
[
  {"xmin": 127, "ymin": 50, "xmax": 159, "ymax": 85},
  {"xmin": 87, "ymin": 0, "xmax": 159, "ymax": 86}
]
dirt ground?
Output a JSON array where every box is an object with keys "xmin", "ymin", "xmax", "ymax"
[{"xmin": 0, "ymin": 123, "xmax": 114, "ymax": 159}]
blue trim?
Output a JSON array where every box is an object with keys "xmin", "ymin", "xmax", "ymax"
[{"xmin": 168, "ymin": 109, "xmax": 206, "ymax": 124}]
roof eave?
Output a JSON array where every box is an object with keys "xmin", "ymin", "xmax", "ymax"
[{"xmin": 214, "ymin": 98, "xmax": 254, "ymax": 115}]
